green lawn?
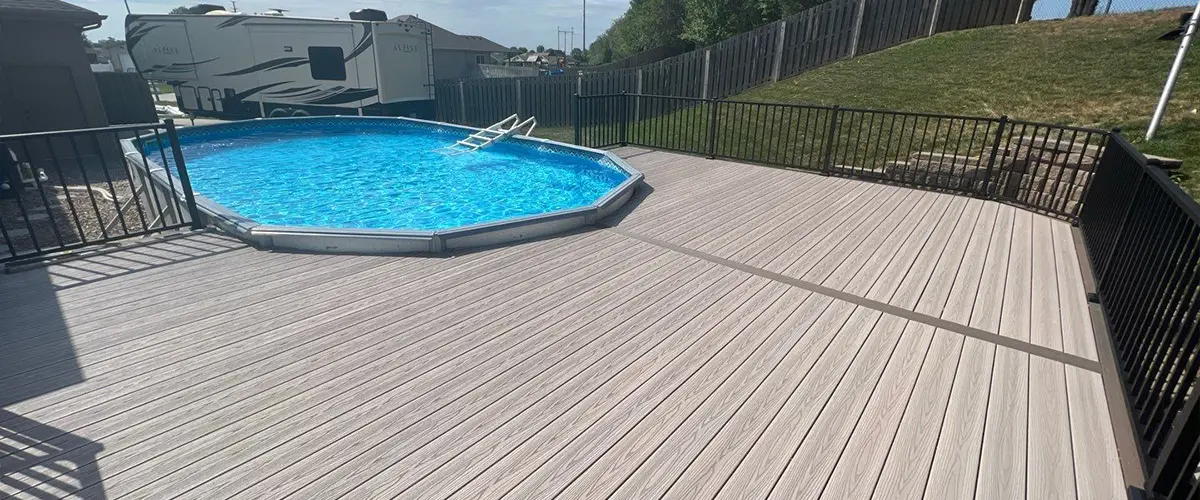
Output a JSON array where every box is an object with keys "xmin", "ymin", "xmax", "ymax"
[
  {"xmin": 537, "ymin": 9, "xmax": 1200, "ymax": 196},
  {"xmin": 739, "ymin": 8, "xmax": 1200, "ymax": 195}
]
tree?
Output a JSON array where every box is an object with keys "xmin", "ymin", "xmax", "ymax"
[
  {"xmin": 682, "ymin": 0, "xmax": 770, "ymax": 46},
  {"xmin": 536, "ymin": 44, "xmax": 546, "ymax": 52},
  {"xmin": 570, "ymin": 47, "xmax": 588, "ymax": 63},
  {"xmin": 169, "ymin": 4, "xmax": 224, "ymax": 14},
  {"xmin": 94, "ymin": 37, "xmax": 124, "ymax": 49}
]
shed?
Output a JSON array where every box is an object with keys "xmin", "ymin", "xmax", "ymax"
[{"xmin": 0, "ymin": 0, "xmax": 109, "ymax": 134}]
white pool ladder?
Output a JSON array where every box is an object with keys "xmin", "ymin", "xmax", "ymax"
[{"xmin": 439, "ymin": 114, "xmax": 537, "ymax": 155}]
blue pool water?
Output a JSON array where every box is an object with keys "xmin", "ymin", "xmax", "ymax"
[{"xmin": 170, "ymin": 121, "xmax": 629, "ymax": 231}]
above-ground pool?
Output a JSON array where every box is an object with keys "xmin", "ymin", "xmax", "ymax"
[{"xmin": 128, "ymin": 117, "xmax": 642, "ymax": 254}]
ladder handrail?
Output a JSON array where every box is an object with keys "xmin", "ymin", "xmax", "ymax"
[{"xmin": 438, "ymin": 115, "xmax": 538, "ymax": 155}]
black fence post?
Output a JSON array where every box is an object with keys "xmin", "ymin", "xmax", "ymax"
[
  {"xmin": 1097, "ymin": 139, "xmax": 1145, "ymax": 287},
  {"xmin": 980, "ymin": 114, "xmax": 1008, "ymax": 198},
  {"xmin": 619, "ymin": 92, "xmax": 629, "ymax": 146},
  {"xmin": 821, "ymin": 105, "xmax": 841, "ymax": 174},
  {"xmin": 573, "ymin": 93, "xmax": 582, "ymax": 146},
  {"xmin": 164, "ymin": 119, "xmax": 203, "ymax": 230},
  {"xmin": 706, "ymin": 98, "xmax": 720, "ymax": 159}
]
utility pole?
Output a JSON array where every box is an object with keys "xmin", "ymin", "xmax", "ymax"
[
  {"xmin": 1147, "ymin": 0, "xmax": 1200, "ymax": 140},
  {"xmin": 583, "ymin": 0, "xmax": 587, "ymax": 56},
  {"xmin": 557, "ymin": 26, "xmax": 575, "ymax": 54}
]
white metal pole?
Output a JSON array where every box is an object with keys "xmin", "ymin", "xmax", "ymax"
[{"xmin": 1147, "ymin": 0, "xmax": 1200, "ymax": 141}]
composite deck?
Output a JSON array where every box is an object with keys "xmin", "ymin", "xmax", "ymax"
[{"xmin": 0, "ymin": 148, "xmax": 1126, "ymax": 499}]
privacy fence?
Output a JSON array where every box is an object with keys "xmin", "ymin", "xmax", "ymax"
[
  {"xmin": 94, "ymin": 72, "xmax": 158, "ymax": 126},
  {"xmin": 434, "ymin": 0, "xmax": 1029, "ymax": 127},
  {"xmin": 0, "ymin": 120, "xmax": 201, "ymax": 263},
  {"xmin": 575, "ymin": 92, "xmax": 1200, "ymax": 499},
  {"xmin": 574, "ymin": 44, "xmax": 690, "ymax": 73}
]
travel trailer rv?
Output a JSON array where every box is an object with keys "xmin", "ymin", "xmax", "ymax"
[{"xmin": 125, "ymin": 9, "xmax": 435, "ymax": 119}]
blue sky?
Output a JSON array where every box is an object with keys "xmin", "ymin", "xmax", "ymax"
[
  {"xmin": 79, "ymin": 0, "xmax": 627, "ymax": 50},
  {"xmin": 1033, "ymin": 0, "xmax": 1192, "ymax": 19},
  {"xmin": 81, "ymin": 0, "xmax": 1194, "ymax": 49}
]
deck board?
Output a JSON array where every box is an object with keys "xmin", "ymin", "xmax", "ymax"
[{"xmin": 0, "ymin": 150, "xmax": 1124, "ymax": 500}]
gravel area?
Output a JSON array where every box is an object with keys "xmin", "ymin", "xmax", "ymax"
[{"xmin": 2, "ymin": 155, "xmax": 167, "ymax": 259}]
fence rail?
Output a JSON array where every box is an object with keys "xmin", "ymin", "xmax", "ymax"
[
  {"xmin": 576, "ymin": 93, "xmax": 1105, "ymax": 218},
  {"xmin": 0, "ymin": 120, "xmax": 201, "ymax": 263},
  {"xmin": 1079, "ymin": 135, "xmax": 1200, "ymax": 500}
]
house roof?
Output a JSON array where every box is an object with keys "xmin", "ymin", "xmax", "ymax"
[
  {"xmin": 390, "ymin": 14, "xmax": 508, "ymax": 53},
  {"xmin": 0, "ymin": 0, "xmax": 104, "ymax": 24}
]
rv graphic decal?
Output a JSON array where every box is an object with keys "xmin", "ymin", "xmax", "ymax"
[
  {"xmin": 215, "ymin": 57, "xmax": 310, "ymax": 77},
  {"xmin": 344, "ymin": 25, "xmax": 373, "ymax": 61},
  {"xmin": 216, "ymin": 16, "xmax": 253, "ymax": 29}
]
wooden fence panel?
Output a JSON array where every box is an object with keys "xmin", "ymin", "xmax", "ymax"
[
  {"xmin": 94, "ymin": 72, "xmax": 157, "ymax": 125},
  {"xmin": 429, "ymin": 0, "xmax": 1026, "ymax": 129},
  {"xmin": 858, "ymin": 0, "xmax": 938, "ymax": 54},
  {"xmin": 936, "ymin": 0, "xmax": 1021, "ymax": 32}
]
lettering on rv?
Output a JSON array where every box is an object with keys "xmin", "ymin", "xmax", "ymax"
[
  {"xmin": 392, "ymin": 43, "xmax": 419, "ymax": 52},
  {"xmin": 152, "ymin": 46, "xmax": 181, "ymax": 55}
]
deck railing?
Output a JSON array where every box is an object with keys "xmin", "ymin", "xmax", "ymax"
[
  {"xmin": 0, "ymin": 120, "xmax": 202, "ymax": 263},
  {"xmin": 1080, "ymin": 135, "xmax": 1200, "ymax": 500},
  {"xmin": 575, "ymin": 93, "xmax": 1107, "ymax": 219},
  {"xmin": 575, "ymin": 92, "xmax": 1200, "ymax": 499}
]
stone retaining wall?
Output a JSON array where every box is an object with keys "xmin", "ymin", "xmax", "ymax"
[{"xmin": 879, "ymin": 136, "xmax": 1101, "ymax": 215}]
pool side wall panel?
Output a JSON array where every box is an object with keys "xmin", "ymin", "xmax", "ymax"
[{"xmin": 122, "ymin": 116, "xmax": 642, "ymax": 255}]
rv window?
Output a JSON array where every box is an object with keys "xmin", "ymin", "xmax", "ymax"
[{"xmin": 308, "ymin": 46, "xmax": 347, "ymax": 81}]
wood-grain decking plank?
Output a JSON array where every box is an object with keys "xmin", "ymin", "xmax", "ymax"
[
  {"xmin": 445, "ymin": 279, "xmax": 786, "ymax": 499},
  {"xmin": 391, "ymin": 272, "xmax": 760, "ymax": 500},
  {"xmin": 123, "ymin": 254, "xmax": 711, "ymax": 500},
  {"xmin": 766, "ymin": 314, "xmax": 916, "ymax": 499},
  {"xmin": 554, "ymin": 291, "xmax": 829, "ymax": 499},
  {"xmin": 495, "ymin": 281, "xmax": 796, "ymax": 500},
  {"xmin": 1, "ymin": 232, "xmax": 610, "ymax": 424},
  {"xmin": 1066, "ymin": 366, "xmax": 1126, "ymax": 500},
  {"xmin": 18, "ymin": 239, "xmax": 670, "ymax": 498},
  {"xmin": 708, "ymin": 306, "xmax": 880, "ymax": 499}
]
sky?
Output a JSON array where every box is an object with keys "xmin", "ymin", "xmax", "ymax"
[
  {"xmin": 77, "ymin": 0, "xmax": 628, "ymax": 50},
  {"xmin": 79, "ymin": 0, "xmax": 1196, "ymax": 49}
]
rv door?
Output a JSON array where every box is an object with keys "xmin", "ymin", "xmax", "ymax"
[
  {"xmin": 126, "ymin": 18, "xmax": 198, "ymax": 80},
  {"xmin": 374, "ymin": 22, "xmax": 433, "ymax": 103}
]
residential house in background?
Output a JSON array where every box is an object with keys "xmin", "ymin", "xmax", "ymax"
[
  {"xmin": 390, "ymin": 15, "xmax": 509, "ymax": 80},
  {"xmin": 506, "ymin": 49, "xmax": 576, "ymax": 72}
]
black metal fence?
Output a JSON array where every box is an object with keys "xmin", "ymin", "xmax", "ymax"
[
  {"xmin": 0, "ymin": 120, "xmax": 202, "ymax": 263},
  {"xmin": 1080, "ymin": 135, "xmax": 1200, "ymax": 500},
  {"xmin": 576, "ymin": 93, "xmax": 1106, "ymax": 218}
]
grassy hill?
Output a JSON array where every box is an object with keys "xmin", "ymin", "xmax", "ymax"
[
  {"xmin": 540, "ymin": 9, "xmax": 1200, "ymax": 195},
  {"xmin": 737, "ymin": 9, "xmax": 1200, "ymax": 195}
]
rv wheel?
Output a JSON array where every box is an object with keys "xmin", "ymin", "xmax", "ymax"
[
  {"xmin": 268, "ymin": 108, "xmax": 291, "ymax": 118},
  {"xmin": 291, "ymin": 109, "xmax": 310, "ymax": 117}
]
